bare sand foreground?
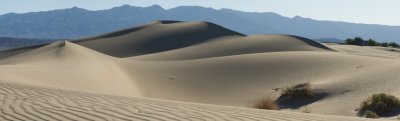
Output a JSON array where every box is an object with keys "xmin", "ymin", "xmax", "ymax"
[{"xmin": 0, "ymin": 21, "xmax": 399, "ymax": 120}]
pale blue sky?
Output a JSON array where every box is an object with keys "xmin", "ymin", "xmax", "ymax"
[{"xmin": 1, "ymin": 0, "xmax": 399, "ymax": 26}]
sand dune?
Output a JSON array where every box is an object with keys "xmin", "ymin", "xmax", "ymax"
[
  {"xmin": 76, "ymin": 21, "xmax": 244, "ymax": 57},
  {"xmin": 328, "ymin": 43, "xmax": 400, "ymax": 58},
  {"xmin": 0, "ymin": 82, "xmax": 376, "ymax": 121},
  {"xmin": 0, "ymin": 41, "xmax": 141, "ymax": 97},
  {"xmin": 0, "ymin": 21, "xmax": 242, "ymax": 59},
  {"xmin": 0, "ymin": 21, "xmax": 399, "ymax": 120},
  {"xmin": 123, "ymin": 51, "xmax": 400, "ymax": 116},
  {"xmin": 132, "ymin": 35, "xmax": 333, "ymax": 60}
]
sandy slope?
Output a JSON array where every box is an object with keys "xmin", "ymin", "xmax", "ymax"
[
  {"xmin": 0, "ymin": 21, "xmax": 243, "ymax": 59},
  {"xmin": 132, "ymin": 35, "xmax": 332, "ymax": 60},
  {"xmin": 329, "ymin": 44, "xmax": 400, "ymax": 59},
  {"xmin": 0, "ymin": 41, "xmax": 141, "ymax": 97},
  {"xmin": 0, "ymin": 21, "xmax": 400, "ymax": 120},
  {"xmin": 0, "ymin": 82, "xmax": 377, "ymax": 121},
  {"xmin": 76, "ymin": 21, "xmax": 244, "ymax": 57},
  {"xmin": 123, "ymin": 51, "xmax": 400, "ymax": 117}
]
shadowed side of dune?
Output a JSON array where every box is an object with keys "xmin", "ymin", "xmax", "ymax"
[
  {"xmin": 75, "ymin": 21, "xmax": 245, "ymax": 57},
  {"xmin": 0, "ymin": 21, "xmax": 244, "ymax": 59},
  {"xmin": 0, "ymin": 44, "xmax": 50, "ymax": 59},
  {"xmin": 288, "ymin": 35, "xmax": 334, "ymax": 51}
]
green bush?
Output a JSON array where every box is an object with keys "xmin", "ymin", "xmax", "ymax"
[
  {"xmin": 359, "ymin": 93, "xmax": 400, "ymax": 117},
  {"xmin": 367, "ymin": 39, "xmax": 378, "ymax": 46},
  {"xmin": 388, "ymin": 42, "xmax": 400, "ymax": 48},
  {"xmin": 345, "ymin": 37, "xmax": 365, "ymax": 46},
  {"xmin": 381, "ymin": 42, "xmax": 389, "ymax": 47},
  {"xmin": 281, "ymin": 83, "xmax": 313, "ymax": 100},
  {"xmin": 344, "ymin": 37, "xmax": 399, "ymax": 48}
]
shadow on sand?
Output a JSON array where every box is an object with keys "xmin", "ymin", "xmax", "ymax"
[
  {"xmin": 277, "ymin": 92, "xmax": 328, "ymax": 109},
  {"xmin": 357, "ymin": 107, "xmax": 400, "ymax": 117}
]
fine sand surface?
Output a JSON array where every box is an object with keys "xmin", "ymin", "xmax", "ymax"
[
  {"xmin": 0, "ymin": 81, "xmax": 376, "ymax": 121},
  {"xmin": 0, "ymin": 21, "xmax": 399, "ymax": 120}
]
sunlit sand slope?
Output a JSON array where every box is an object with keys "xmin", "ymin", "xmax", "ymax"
[{"xmin": 0, "ymin": 82, "xmax": 378, "ymax": 121}]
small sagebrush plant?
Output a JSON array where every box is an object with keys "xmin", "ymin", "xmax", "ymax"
[
  {"xmin": 359, "ymin": 93, "xmax": 400, "ymax": 117},
  {"xmin": 364, "ymin": 110, "xmax": 379, "ymax": 119},
  {"xmin": 281, "ymin": 83, "xmax": 313, "ymax": 100},
  {"xmin": 253, "ymin": 98, "xmax": 279, "ymax": 110}
]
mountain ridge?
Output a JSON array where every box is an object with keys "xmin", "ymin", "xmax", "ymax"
[{"xmin": 0, "ymin": 4, "xmax": 399, "ymax": 42}]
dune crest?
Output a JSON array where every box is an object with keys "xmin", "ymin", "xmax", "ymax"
[
  {"xmin": 75, "ymin": 21, "xmax": 244, "ymax": 57},
  {"xmin": 0, "ymin": 41, "xmax": 141, "ymax": 97},
  {"xmin": 132, "ymin": 34, "xmax": 334, "ymax": 60}
]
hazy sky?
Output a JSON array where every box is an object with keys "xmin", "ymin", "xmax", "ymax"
[{"xmin": 1, "ymin": 0, "xmax": 399, "ymax": 26}]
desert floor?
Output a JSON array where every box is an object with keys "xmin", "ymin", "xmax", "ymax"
[{"xmin": 0, "ymin": 21, "xmax": 398, "ymax": 120}]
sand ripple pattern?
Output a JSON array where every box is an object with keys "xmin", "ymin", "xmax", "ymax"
[{"xmin": 0, "ymin": 82, "xmax": 376, "ymax": 121}]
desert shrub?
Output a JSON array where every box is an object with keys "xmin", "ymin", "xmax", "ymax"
[
  {"xmin": 367, "ymin": 39, "xmax": 378, "ymax": 46},
  {"xmin": 364, "ymin": 110, "xmax": 379, "ymax": 119},
  {"xmin": 344, "ymin": 37, "xmax": 399, "ymax": 48},
  {"xmin": 253, "ymin": 98, "xmax": 279, "ymax": 110},
  {"xmin": 381, "ymin": 42, "xmax": 389, "ymax": 47},
  {"xmin": 388, "ymin": 42, "xmax": 400, "ymax": 48},
  {"xmin": 280, "ymin": 83, "xmax": 313, "ymax": 100},
  {"xmin": 345, "ymin": 37, "xmax": 365, "ymax": 46},
  {"xmin": 359, "ymin": 93, "xmax": 400, "ymax": 117}
]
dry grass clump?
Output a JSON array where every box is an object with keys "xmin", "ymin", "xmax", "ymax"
[
  {"xmin": 281, "ymin": 83, "xmax": 313, "ymax": 100},
  {"xmin": 302, "ymin": 108, "xmax": 311, "ymax": 113},
  {"xmin": 253, "ymin": 98, "xmax": 279, "ymax": 110},
  {"xmin": 359, "ymin": 93, "xmax": 400, "ymax": 117},
  {"xmin": 364, "ymin": 110, "xmax": 379, "ymax": 119}
]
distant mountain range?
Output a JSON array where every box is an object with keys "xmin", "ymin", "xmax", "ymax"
[
  {"xmin": 0, "ymin": 37, "xmax": 59, "ymax": 50},
  {"xmin": 0, "ymin": 37, "xmax": 57, "ymax": 47},
  {"xmin": 0, "ymin": 5, "xmax": 399, "ymax": 42}
]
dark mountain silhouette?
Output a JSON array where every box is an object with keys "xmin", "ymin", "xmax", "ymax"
[
  {"xmin": 0, "ymin": 37, "xmax": 59, "ymax": 50},
  {"xmin": 314, "ymin": 38, "xmax": 344, "ymax": 43},
  {"xmin": 0, "ymin": 4, "xmax": 399, "ymax": 42}
]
